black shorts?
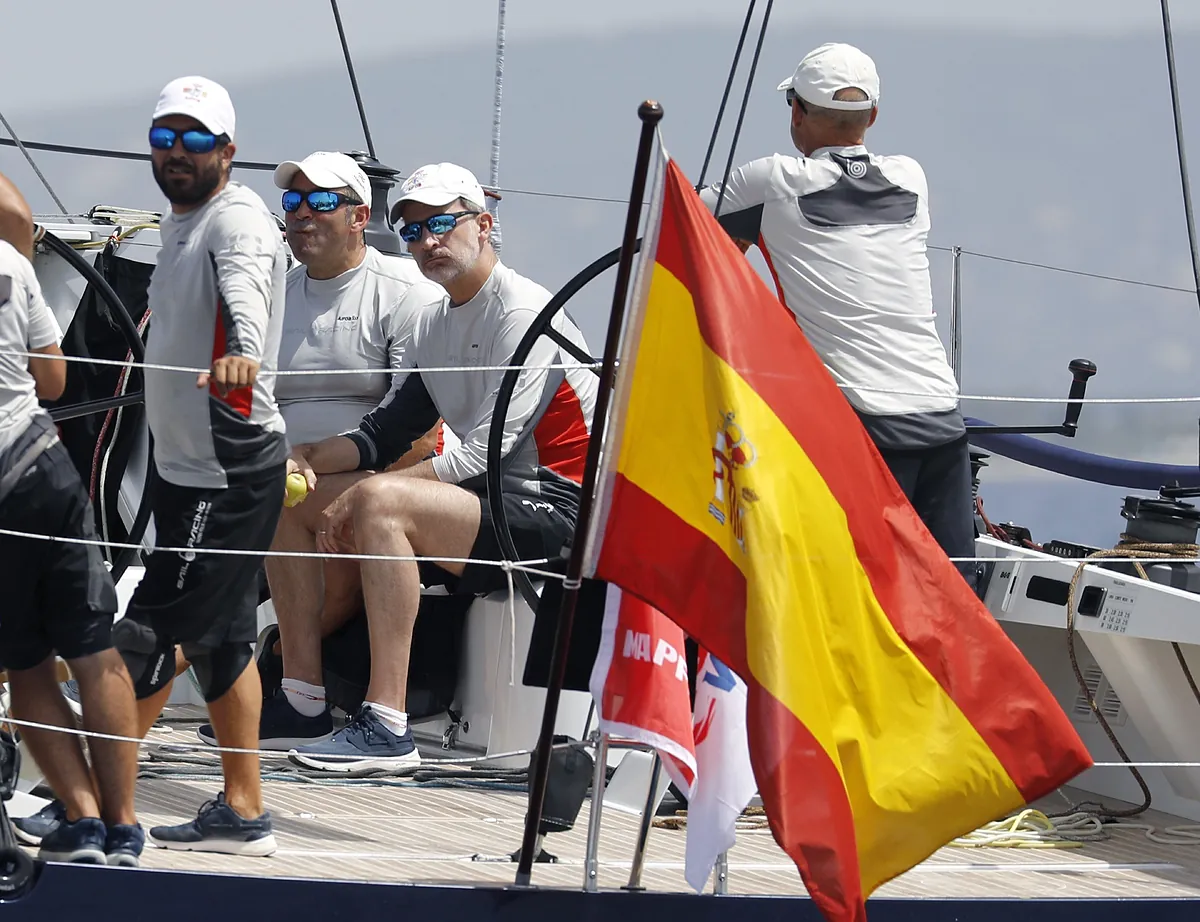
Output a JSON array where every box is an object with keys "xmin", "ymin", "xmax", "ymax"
[
  {"xmin": 421, "ymin": 488, "xmax": 574, "ymax": 596},
  {"xmin": 122, "ymin": 464, "xmax": 285, "ymax": 656},
  {"xmin": 0, "ymin": 438, "xmax": 118, "ymax": 671}
]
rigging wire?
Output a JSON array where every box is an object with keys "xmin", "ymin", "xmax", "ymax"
[
  {"xmin": 329, "ymin": 0, "xmax": 377, "ymax": 159},
  {"xmin": 0, "ymin": 109, "xmax": 72, "ymax": 218},
  {"xmin": 0, "ymin": 153, "xmax": 1195, "ymax": 296},
  {"xmin": 489, "ymin": 0, "xmax": 507, "ymax": 253},
  {"xmin": 712, "ymin": 0, "xmax": 774, "ymax": 218},
  {"xmin": 1159, "ymin": 0, "xmax": 1200, "ymax": 316},
  {"xmin": 694, "ymin": 0, "xmax": 756, "ymax": 192}
]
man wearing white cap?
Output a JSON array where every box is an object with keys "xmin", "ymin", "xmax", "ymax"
[
  {"xmin": 278, "ymin": 162, "xmax": 597, "ymax": 771},
  {"xmin": 111, "ymin": 75, "xmax": 289, "ymax": 855},
  {"xmin": 699, "ymin": 42, "xmax": 978, "ymax": 591},
  {"xmin": 193, "ymin": 151, "xmax": 444, "ymax": 751}
]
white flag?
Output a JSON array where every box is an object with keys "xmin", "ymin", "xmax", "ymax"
[{"xmin": 684, "ymin": 648, "xmax": 757, "ymax": 893}]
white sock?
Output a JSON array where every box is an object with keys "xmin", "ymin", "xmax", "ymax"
[
  {"xmin": 282, "ymin": 678, "xmax": 326, "ymax": 718},
  {"xmin": 365, "ymin": 701, "xmax": 408, "ymax": 736}
]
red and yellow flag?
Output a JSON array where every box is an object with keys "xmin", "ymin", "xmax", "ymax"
[{"xmin": 583, "ymin": 149, "xmax": 1093, "ymax": 921}]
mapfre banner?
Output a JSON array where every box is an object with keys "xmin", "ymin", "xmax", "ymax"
[{"xmin": 588, "ymin": 583, "xmax": 698, "ymax": 795}]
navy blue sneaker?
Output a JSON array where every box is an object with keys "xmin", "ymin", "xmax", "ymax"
[
  {"xmin": 148, "ymin": 792, "xmax": 276, "ymax": 856},
  {"xmin": 11, "ymin": 798, "xmax": 65, "ymax": 845},
  {"xmin": 197, "ymin": 690, "xmax": 333, "ymax": 750},
  {"xmin": 38, "ymin": 816, "xmax": 106, "ymax": 864},
  {"xmin": 288, "ymin": 704, "xmax": 420, "ymax": 773},
  {"xmin": 105, "ymin": 823, "xmax": 145, "ymax": 867}
]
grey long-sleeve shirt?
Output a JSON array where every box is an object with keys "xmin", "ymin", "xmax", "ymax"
[
  {"xmin": 144, "ymin": 182, "xmax": 290, "ymax": 488},
  {"xmin": 342, "ymin": 261, "xmax": 597, "ymax": 515}
]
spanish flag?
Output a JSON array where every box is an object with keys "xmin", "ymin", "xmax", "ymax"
[{"xmin": 582, "ymin": 146, "xmax": 1093, "ymax": 921}]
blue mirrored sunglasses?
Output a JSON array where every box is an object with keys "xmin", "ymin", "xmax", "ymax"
[
  {"xmin": 281, "ymin": 190, "xmax": 362, "ymax": 213},
  {"xmin": 397, "ymin": 211, "xmax": 479, "ymax": 243},
  {"xmin": 148, "ymin": 126, "xmax": 226, "ymax": 154}
]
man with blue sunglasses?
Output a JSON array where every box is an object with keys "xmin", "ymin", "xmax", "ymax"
[
  {"xmin": 110, "ymin": 75, "xmax": 287, "ymax": 857},
  {"xmin": 192, "ymin": 151, "xmax": 445, "ymax": 753},
  {"xmin": 282, "ymin": 162, "xmax": 598, "ymax": 771}
]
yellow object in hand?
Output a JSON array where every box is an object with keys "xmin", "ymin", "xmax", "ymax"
[{"xmin": 284, "ymin": 472, "xmax": 309, "ymax": 508}]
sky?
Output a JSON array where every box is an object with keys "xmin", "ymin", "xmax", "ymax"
[
  {"xmin": 5, "ymin": 0, "xmax": 1200, "ymax": 114},
  {"xmin": 5, "ymin": 1, "xmax": 1200, "ymax": 548}
]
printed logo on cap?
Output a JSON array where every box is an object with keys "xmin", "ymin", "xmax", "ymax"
[
  {"xmin": 401, "ymin": 168, "xmax": 431, "ymax": 194},
  {"xmin": 181, "ymin": 84, "xmax": 209, "ymax": 102}
]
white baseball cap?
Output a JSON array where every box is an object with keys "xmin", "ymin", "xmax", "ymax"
[
  {"xmin": 390, "ymin": 162, "xmax": 486, "ymax": 224},
  {"xmin": 152, "ymin": 76, "xmax": 236, "ymax": 139},
  {"xmin": 777, "ymin": 43, "xmax": 879, "ymax": 111},
  {"xmin": 273, "ymin": 152, "xmax": 372, "ymax": 209}
]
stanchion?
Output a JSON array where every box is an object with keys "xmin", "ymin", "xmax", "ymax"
[{"xmin": 512, "ymin": 99, "xmax": 664, "ymax": 887}]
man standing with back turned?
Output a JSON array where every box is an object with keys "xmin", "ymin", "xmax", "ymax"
[
  {"xmin": 111, "ymin": 76, "xmax": 289, "ymax": 855},
  {"xmin": 699, "ymin": 42, "xmax": 978, "ymax": 590}
]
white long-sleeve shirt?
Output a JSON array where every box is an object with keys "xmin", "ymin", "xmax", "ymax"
[
  {"xmin": 343, "ymin": 260, "xmax": 597, "ymax": 512},
  {"xmin": 700, "ymin": 147, "xmax": 964, "ymax": 449},
  {"xmin": 275, "ymin": 249, "xmax": 441, "ymax": 445},
  {"xmin": 144, "ymin": 182, "xmax": 290, "ymax": 488}
]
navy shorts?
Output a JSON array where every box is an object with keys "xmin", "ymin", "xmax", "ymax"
[
  {"xmin": 122, "ymin": 464, "xmax": 285, "ymax": 657},
  {"xmin": 420, "ymin": 484, "xmax": 575, "ymax": 596},
  {"xmin": 0, "ymin": 438, "xmax": 118, "ymax": 671}
]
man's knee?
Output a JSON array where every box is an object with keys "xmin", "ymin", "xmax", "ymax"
[
  {"xmin": 188, "ymin": 642, "xmax": 252, "ymax": 703},
  {"xmin": 112, "ymin": 618, "xmax": 175, "ymax": 700}
]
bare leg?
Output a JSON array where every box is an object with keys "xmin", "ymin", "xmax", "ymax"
[
  {"xmin": 135, "ymin": 680, "xmax": 174, "ymax": 738},
  {"xmin": 66, "ymin": 648, "xmax": 138, "ymax": 826},
  {"xmin": 348, "ymin": 475, "xmax": 482, "ymax": 712},
  {"xmin": 268, "ymin": 471, "xmax": 371, "ymax": 686},
  {"xmin": 204, "ymin": 659, "xmax": 264, "ymax": 820},
  {"xmin": 8, "ymin": 656, "xmax": 99, "ymax": 822},
  {"xmin": 318, "ymin": 559, "xmax": 363, "ymax": 637}
]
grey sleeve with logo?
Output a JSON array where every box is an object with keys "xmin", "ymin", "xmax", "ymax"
[
  {"xmin": 208, "ymin": 203, "xmax": 279, "ymax": 362},
  {"xmin": 343, "ymin": 365, "xmax": 440, "ymax": 471}
]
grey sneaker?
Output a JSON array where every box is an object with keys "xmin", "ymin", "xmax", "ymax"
[
  {"xmin": 11, "ymin": 798, "xmax": 65, "ymax": 846},
  {"xmin": 288, "ymin": 704, "xmax": 421, "ymax": 773},
  {"xmin": 147, "ymin": 792, "xmax": 276, "ymax": 857}
]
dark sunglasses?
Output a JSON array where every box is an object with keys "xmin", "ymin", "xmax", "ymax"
[
  {"xmin": 281, "ymin": 189, "xmax": 362, "ymax": 213},
  {"xmin": 397, "ymin": 211, "xmax": 479, "ymax": 243},
  {"xmin": 785, "ymin": 88, "xmax": 807, "ymax": 112},
  {"xmin": 148, "ymin": 126, "xmax": 228, "ymax": 154}
]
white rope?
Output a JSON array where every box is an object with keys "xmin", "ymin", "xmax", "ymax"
[
  {"xmin": 16, "ymin": 347, "xmax": 1200, "ymax": 406},
  {"xmin": 0, "ymin": 525, "xmax": 566, "ymax": 579},
  {"xmin": 0, "ymin": 348, "xmax": 599, "ymax": 377},
  {"xmin": 0, "ymin": 712, "xmax": 578, "ymax": 766}
]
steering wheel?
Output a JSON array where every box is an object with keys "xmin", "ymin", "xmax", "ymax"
[
  {"xmin": 38, "ymin": 230, "xmax": 154, "ymax": 583},
  {"xmin": 485, "ymin": 240, "xmax": 640, "ymax": 611}
]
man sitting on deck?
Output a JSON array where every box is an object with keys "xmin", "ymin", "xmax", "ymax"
[
  {"xmin": 194, "ymin": 151, "xmax": 444, "ymax": 750},
  {"xmin": 283, "ymin": 162, "xmax": 598, "ymax": 771}
]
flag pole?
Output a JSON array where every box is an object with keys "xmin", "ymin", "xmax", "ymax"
[{"xmin": 514, "ymin": 99, "xmax": 664, "ymax": 887}]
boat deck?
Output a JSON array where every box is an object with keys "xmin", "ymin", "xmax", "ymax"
[{"xmin": 30, "ymin": 705, "xmax": 1200, "ymax": 902}]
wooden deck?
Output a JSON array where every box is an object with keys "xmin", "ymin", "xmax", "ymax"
[{"xmin": 39, "ymin": 705, "xmax": 1200, "ymax": 902}]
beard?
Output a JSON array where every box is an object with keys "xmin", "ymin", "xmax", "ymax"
[
  {"xmin": 152, "ymin": 157, "xmax": 224, "ymax": 206},
  {"xmin": 417, "ymin": 238, "xmax": 479, "ymax": 286}
]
